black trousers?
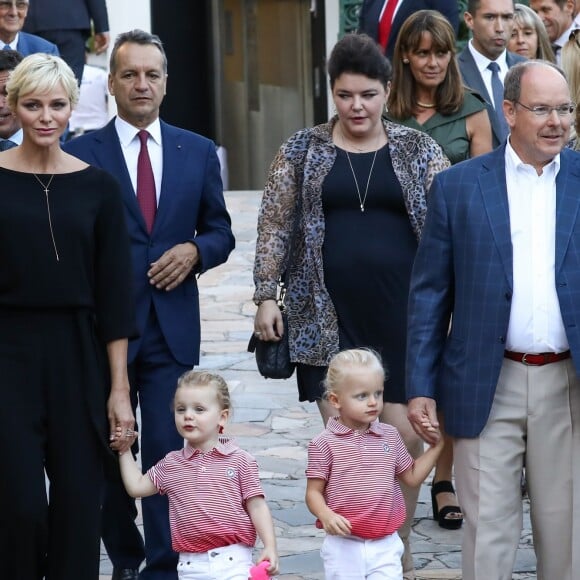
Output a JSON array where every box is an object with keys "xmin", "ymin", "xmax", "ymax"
[
  {"xmin": 34, "ymin": 29, "xmax": 87, "ymax": 83},
  {"xmin": 0, "ymin": 308, "xmax": 107, "ymax": 579}
]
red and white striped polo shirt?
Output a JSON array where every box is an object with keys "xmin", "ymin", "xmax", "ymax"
[
  {"xmin": 306, "ymin": 417, "xmax": 414, "ymax": 539},
  {"xmin": 147, "ymin": 438, "xmax": 264, "ymax": 553}
]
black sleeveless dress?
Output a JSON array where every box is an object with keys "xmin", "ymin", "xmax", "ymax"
[{"xmin": 296, "ymin": 144, "xmax": 418, "ymax": 404}]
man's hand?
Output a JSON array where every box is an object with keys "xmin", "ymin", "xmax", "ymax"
[
  {"xmin": 93, "ymin": 32, "xmax": 110, "ymax": 54},
  {"xmin": 148, "ymin": 242, "xmax": 199, "ymax": 291},
  {"xmin": 407, "ymin": 396, "xmax": 440, "ymax": 445}
]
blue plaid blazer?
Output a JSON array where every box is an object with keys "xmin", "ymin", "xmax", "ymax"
[{"xmin": 406, "ymin": 145, "xmax": 580, "ymax": 438}]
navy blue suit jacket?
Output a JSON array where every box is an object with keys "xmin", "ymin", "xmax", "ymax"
[
  {"xmin": 65, "ymin": 119, "xmax": 235, "ymax": 366},
  {"xmin": 15, "ymin": 31, "xmax": 59, "ymax": 56},
  {"xmin": 407, "ymin": 146, "xmax": 580, "ymax": 438},
  {"xmin": 23, "ymin": 0, "xmax": 108, "ymax": 33},
  {"xmin": 358, "ymin": 0, "xmax": 459, "ymax": 59},
  {"xmin": 458, "ymin": 47, "xmax": 526, "ymax": 148}
]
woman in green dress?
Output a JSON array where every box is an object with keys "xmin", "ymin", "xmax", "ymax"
[
  {"xmin": 387, "ymin": 10, "xmax": 492, "ymax": 165},
  {"xmin": 387, "ymin": 9, "xmax": 493, "ymax": 532}
]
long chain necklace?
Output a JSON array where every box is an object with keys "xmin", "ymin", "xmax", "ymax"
[
  {"xmin": 341, "ymin": 128, "xmax": 381, "ymax": 213},
  {"xmin": 33, "ymin": 173, "xmax": 59, "ymax": 261}
]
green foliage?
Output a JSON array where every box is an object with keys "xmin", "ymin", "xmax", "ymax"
[{"xmin": 457, "ymin": 0, "xmax": 470, "ymax": 50}]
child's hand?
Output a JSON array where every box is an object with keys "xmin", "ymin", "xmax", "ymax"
[
  {"xmin": 258, "ymin": 547, "xmax": 279, "ymax": 575},
  {"xmin": 427, "ymin": 427, "xmax": 444, "ymax": 449},
  {"xmin": 320, "ymin": 510, "xmax": 352, "ymax": 536},
  {"xmin": 109, "ymin": 425, "xmax": 138, "ymax": 453}
]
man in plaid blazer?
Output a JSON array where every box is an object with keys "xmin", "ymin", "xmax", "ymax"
[{"xmin": 406, "ymin": 60, "xmax": 580, "ymax": 580}]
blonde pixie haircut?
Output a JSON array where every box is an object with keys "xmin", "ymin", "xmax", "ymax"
[
  {"xmin": 175, "ymin": 370, "xmax": 232, "ymax": 412},
  {"xmin": 6, "ymin": 53, "xmax": 79, "ymax": 111},
  {"xmin": 324, "ymin": 348, "xmax": 385, "ymax": 399}
]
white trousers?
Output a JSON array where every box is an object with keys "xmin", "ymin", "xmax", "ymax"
[
  {"xmin": 321, "ymin": 533, "xmax": 404, "ymax": 579},
  {"xmin": 177, "ymin": 543, "xmax": 253, "ymax": 580}
]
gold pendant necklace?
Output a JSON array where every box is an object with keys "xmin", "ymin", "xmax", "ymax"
[
  {"xmin": 33, "ymin": 173, "xmax": 59, "ymax": 261},
  {"xmin": 341, "ymin": 128, "xmax": 381, "ymax": 212},
  {"xmin": 344, "ymin": 149, "xmax": 379, "ymax": 212}
]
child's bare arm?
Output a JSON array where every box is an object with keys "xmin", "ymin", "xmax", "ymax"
[
  {"xmin": 118, "ymin": 449, "xmax": 158, "ymax": 498},
  {"xmin": 246, "ymin": 496, "xmax": 279, "ymax": 575},
  {"xmin": 305, "ymin": 478, "xmax": 352, "ymax": 536},
  {"xmin": 398, "ymin": 430, "xmax": 445, "ymax": 488}
]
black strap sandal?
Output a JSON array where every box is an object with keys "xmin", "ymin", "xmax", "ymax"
[{"xmin": 431, "ymin": 480, "xmax": 463, "ymax": 530}]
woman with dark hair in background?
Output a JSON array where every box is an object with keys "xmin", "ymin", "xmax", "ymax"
[{"xmin": 387, "ymin": 10, "xmax": 494, "ymax": 530}]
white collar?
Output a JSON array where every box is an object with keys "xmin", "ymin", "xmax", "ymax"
[
  {"xmin": 114, "ymin": 115, "xmax": 162, "ymax": 147},
  {"xmin": 468, "ymin": 40, "xmax": 508, "ymax": 74}
]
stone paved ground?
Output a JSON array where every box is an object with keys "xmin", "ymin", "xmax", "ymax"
[{"xmin": 100, "ymin": 191, "xmax": 537, "ymax": 579}]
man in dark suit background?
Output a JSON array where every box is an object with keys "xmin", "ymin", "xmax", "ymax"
[
  {"xmin": 66, "ymin": 29, "xmax": 235, "ymax": 580},
  {"xmin": 0, "ymin": 0, "xmax": 58, "ymax": 56},
  {"xmin": 23, "ymin": 0, "xmax": 109, "ymax": 82},
  {"xmin": 458, "ymin": 0, "xmax": 526, "ymax": 147},
  {"xmin": 358, "ymin": 0, "xmax": 459, "ymax": 59},
  {"xmin": 0, "ymin": 49, "xmax": 22, "ymax": 149},
  {"xmin": 407, "ymin": 60, "xmax": 580, "ymax": 580}
]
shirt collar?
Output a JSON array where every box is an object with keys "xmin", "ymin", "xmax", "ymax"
[
  {"xmin": 554, "ymin": 24, "xmax": 576, "ymax": 49},
  {"xmin": 6, "ymin": 128, "xmax": 23, "ymax": 145},
  {"xmin": 2, "ymin": 34, "xmax": 18, "ymax": 50},
  {"xmin": 183, "ymin": 436, "xmax": 238, "ymax": 459},
  {"xmin": 505, "ymin": 137, "xmax": 561, "ymax": 177},
  {"xmin": 114, "ymin": 115, "xmax": 162, "ymax": 147},
  {"xmin": 326, "ymin": 416, "xmax": 382, "ymax": 436},
  {"xmin": 468, "ymin": 40, "xmax": 508, "ymax": 74}
]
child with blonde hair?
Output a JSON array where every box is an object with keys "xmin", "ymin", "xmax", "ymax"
[
  {"xmin": 306, "ymin": 349, "xmax": 443, "ymax": 579},
  {"xmin": 117, "ymin": 370, "xmax": 279, "ymax": 579}
]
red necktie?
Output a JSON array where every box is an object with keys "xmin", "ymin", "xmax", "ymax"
[
  {"xmin": 137, "ymin": 129, "xmax": 156, "ymax": 233},
  {"xmin": 378, "ymin": 0, "xmax": 398, "ymax": 52}
]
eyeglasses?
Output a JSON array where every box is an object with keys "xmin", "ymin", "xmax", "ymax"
[
  {"xmin": 515, "ymin": 101, "xmax": 576, "ymax": 117},
  {"xmin": 0, "ymin": 1, "xmax": 29, "ymax": 10}
]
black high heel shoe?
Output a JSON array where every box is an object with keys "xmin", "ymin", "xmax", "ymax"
[{"xmin": 431, "ymin": 480, "xmax": 463, "ymax": 530}]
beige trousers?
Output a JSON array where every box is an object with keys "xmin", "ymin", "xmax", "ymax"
[{"xmin": 454, "ymin": 358, "xmax": 580, "ymax": 580}]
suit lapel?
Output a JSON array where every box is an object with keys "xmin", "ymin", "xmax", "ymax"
[
  {"xmin": 555, "ymin": 150, "xmax": 580, "ymax": 273},
  {"xmin": 480, "ymin": 147, "xmax": 513, "ymax": 287},
  {"xmin": 94, "ymin": 120, "xmax": 147, "ymax": 231}
]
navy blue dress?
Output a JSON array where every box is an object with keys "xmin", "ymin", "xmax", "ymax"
[{"xmin": 297, "ymin": 145, "xmax": 418, "ymax": 403}]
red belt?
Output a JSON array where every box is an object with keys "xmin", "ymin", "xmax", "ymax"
[{"xmin": 504, "ymin": 350, "xmax": 571, "ymax": 366}]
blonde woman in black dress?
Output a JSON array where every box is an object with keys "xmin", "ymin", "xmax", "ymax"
[{"xmin": 0, "ymin": 53, "xmax": 135, "ymax": 579}]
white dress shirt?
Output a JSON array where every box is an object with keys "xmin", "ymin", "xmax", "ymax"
[
  {"xmin": 468, "ymin": 41, "xmax": 509, "ymax": 109},
  {"xmin": 114, "ymin": 116, "xmax": 163, "ymax": 205},
  {"xmin": 2, "ymin": 33, "xmax": 18, "ymax": 50},
  {"xmin": 504, "ymin": 140, "xmax": 568, "ymax": 353}
]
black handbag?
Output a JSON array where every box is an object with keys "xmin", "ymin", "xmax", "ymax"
[{"xmin": 247, "ymin": 295, "xmax": 295, "ymax": 379}]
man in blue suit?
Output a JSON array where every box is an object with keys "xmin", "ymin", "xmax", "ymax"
[
  {"xmin": 407, "ymin": 61, "xmax": 580, "ymax": 580},
  {"xmin": 458, "ymin": 0, "xmax": 526, "ymax": 148},
  {"xmin": 23, "ymin": 0, "xmax": 109, "ymax": 82},
  {"xmin": 66, "ymin": 30, "xmax": 235, "ymax": 580},
  {"xmin": 0, "ymin": 0, "xmax": 58, "ymax": 56},
  {"xmin": 358, "ymin": 0, "xmax": 459, "ymax": 60}
]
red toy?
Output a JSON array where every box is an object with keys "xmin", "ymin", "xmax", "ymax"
[{"xmin": 249, "ymin": 560, "xmax": 270, "ymax": 579}]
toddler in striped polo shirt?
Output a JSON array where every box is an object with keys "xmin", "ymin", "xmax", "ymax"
[
  {"xmin": 117, "ymin": 370, "xmax": 279, "ymax": 579},
  {"xmin": 306, "ymin": 349, "xmax": 444, "ymax": 579}
]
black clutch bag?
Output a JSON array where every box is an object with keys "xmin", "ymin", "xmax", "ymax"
[{"xmin": 247, "ymin": 309, "xmax": 295, "ymax": 379}]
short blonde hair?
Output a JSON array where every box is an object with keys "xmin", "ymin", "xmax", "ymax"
[
  {"xmin": 323, "ymin": 348, "xmax": 386, "ymax": 398},
  {"xmin": 174, "ymin": 370, "xmax": 232, "ymax": 411},
  {"xmin": 6, "ymin": 53, "xmax": 79, "ymax": 111}
]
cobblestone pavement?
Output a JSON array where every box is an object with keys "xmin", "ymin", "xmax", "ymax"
[{"xmin": 100, "ymin": 190, "xmax": 537, "ymax": 580}]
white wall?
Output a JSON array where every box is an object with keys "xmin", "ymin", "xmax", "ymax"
[{"xmin": 89, "ymin": 1, "xmax": 151, "ymax": 116}]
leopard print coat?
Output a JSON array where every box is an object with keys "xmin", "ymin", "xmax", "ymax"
[{"xmin": 253, "ymin": 116, "xmax": 450, "ymax": 366}]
